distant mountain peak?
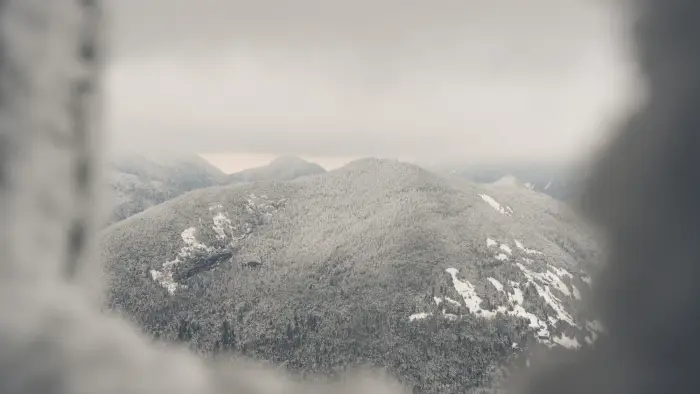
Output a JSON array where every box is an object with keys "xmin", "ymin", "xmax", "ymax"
[
  {"xmin": 227, "ymin": 156, "xmax": 326, "ymax": 184},
  {"xmin": 341, "ymin": 157, "xmax": 411, "ymax": 170},
  {"xmin": 106, "ymin": 152, "xmax": 228, "ymax": 225},
  {"xmin": 268, "ymin": 155, "xmax": 313, "ymax": 166}
]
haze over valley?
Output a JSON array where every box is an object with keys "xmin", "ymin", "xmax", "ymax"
[{"xmin": 97, "ymin": 0, "xmax": 636, "ymax": 392}]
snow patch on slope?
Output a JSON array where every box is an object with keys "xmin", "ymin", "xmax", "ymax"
[
  {"xmin": 500, "ymin": 244, "xmax": 513, "ymax": 255},
  {"xmin": 150, "ymin": 227, "xmax": 212, "ymax": 294},
  {"xmin": 412, "ymin": 260, "xmax": 584, "ymax": 346},
  {"xmin": 423, "ymin": 236, "xmax": 593, "ymax": 347},
  {"xmin": 212, "ymin": 212, "xmax": 232, "ymax": 241},
  {"xmin": 553, "ymin": 334, "xmax": 581, "ymax": 349},
  {"xmin": 572, "ymin": 286, "xmax": 582, "ymax": 300},
  {"xmin": 245, "ymin": 193, "xmax": 286, "ymax": 218},
  {"xmin": 488, "ymin": 278, "xmax": 504, "ymax": 292},
  {"xmin": 516, "ymin": 263, "xmax": 575, "ymax": 326},
  {"xmin": 409, "ymin": 312, "xmax": 432, "ymax": 321},
  {"xmin": 444, "ymin": 268, "xmax": 551, "ymax": 340},
  {"xmin": 509, "ymin": 282, "xmax": 525, "ymax": 305},
  {"xmin": 514, "ymin": 239, "xmax": 544, "ymax": 255},
  {"xmin": 445, "ymin": 268, "xmax": 491, "ymax": 317},
  {"xmin": 479, "ymin": 194, "xmax": 514, "ymax": 215},
  {"xmin": 495, "ymin": 253, "xmax": 509, "ymax": 262},
  {"xmin": 151, "ymin": 195, "xmax": 287, "ymax": 294}
]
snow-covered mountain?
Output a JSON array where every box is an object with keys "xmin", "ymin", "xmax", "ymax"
[
  {"xmin": 101, "ymin": 158, "xmax": 601, "ymax": 393},
  {"xmin": 105, "ymin": 153, "xmax": 228, "ymax": 224},
  {"xmin": 105, "ymin": 155, "xmax": 325, "ymax": 225},
  {"xmin": 227, "ymin": 155, "xmax": 326, "ymax": 184}
]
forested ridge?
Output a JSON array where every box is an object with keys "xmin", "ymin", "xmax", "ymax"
[{"xmin": 102, "ymin": 159, "xmax": 598, "ymax": 393}]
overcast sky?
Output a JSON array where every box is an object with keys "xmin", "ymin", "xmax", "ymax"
[{"xmin": 105, "ymin": 0, "xmax": 640, "ymax": 172}]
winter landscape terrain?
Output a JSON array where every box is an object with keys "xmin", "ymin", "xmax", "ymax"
[
  {"xmin": 429, "ymin": 161, "xmax": 587, "ymax": 203},
  {"xmin": 6, "ymin": 0, "xmax": 695, "ymax": 393},
  {"xmin": 105, "ymin": 154, "xmax": 326, "ymax": 224},
  {"xmin": 101, "ymin": 155, "xmax": 600, "ymax": 393}
]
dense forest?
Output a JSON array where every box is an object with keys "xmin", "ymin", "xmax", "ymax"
[{"xmin": 103, "ymin": 159, "xmax": 598, "ymax": 393}]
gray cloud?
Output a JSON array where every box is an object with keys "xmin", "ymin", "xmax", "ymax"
[{"xmin": 107, "ymin": 0, "xmax": 639, "ymax": 163}]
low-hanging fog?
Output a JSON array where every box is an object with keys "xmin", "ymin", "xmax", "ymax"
[{"xmin": 106, "ymin": 0, "xmax": 641, "ymax": 172}]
